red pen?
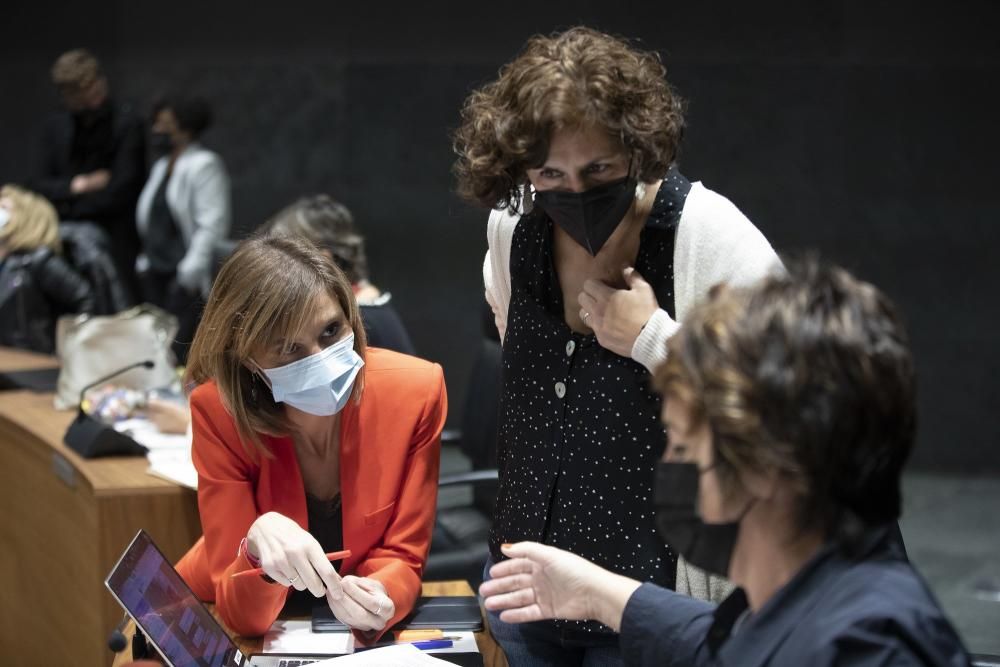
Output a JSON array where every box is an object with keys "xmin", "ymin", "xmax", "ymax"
[{"xmin": 231, "ymin": 549, "xmax": 352, "ymax": 579}]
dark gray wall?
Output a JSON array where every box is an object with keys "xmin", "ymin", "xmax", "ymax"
[{"xmin": 2, "ymin": 1, "xmax": 997, "ymax": 471}]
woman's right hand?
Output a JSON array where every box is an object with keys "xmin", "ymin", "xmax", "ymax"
[
  {"xmin": 246, "ymin": 512, "xmax": 341, "ymax": 600},
  {"xmin": 479, "ymin": 542, "xmax": 641, "ymax": 631}
]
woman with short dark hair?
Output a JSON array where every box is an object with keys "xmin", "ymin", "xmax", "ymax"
[
  {"xmin": 481, "ymin": 260, "xmax": 971, "ymax": 666},
  {"xmin": 135, "ymin": 93, "xmax": 230, "ymax": 362},
  {"xmin": 453, "ymin": 26, "xmax": 780, "ymax": 663}
]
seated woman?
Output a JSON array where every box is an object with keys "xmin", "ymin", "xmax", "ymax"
[
  {"xmin": 175, "ymin": 235, "xmax": 447, "ymax": 639},
  {"xmin": 481, "ymin": 261, "xmax": 971, "ymax": 666},
  {"xmin": 263, "ymin": 194, "xmax": 416, "ymax": 355},
  {"xmin": 0, "ymin": 184, "xmax": 94, "ymax": 353}
]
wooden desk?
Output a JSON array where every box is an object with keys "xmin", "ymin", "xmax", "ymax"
[
  {"xmin": 111, "ymin": 580, "xmax": 508, "ymax": 667},
  {"xmin": 0, "ymin": 388, "xmax": 202, "ymax": 667},
  {"xmin": 0, "ymin": 346, "xmax": 61, "ymax": 373}
]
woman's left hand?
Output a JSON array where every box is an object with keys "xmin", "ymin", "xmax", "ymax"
[
  {"xmin": 578, "ymin": 267, "xmax": 659, "ymax": 357},
  {"xmin": 326, "ymin": 575, "xmax": 395, "ymax": 632}
]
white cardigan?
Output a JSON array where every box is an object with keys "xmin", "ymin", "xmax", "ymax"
[
  {"xmin": 136, "ymin": 143, "xmax": 231, "ymax": 295},
  {"xmin": 484, "ymin": 180, "xmax": 782, "ymax": 372}
]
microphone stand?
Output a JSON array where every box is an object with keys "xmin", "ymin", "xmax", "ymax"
[{"xmin": 63, "ymin": 360, "xmax": 155, "ymax": 458}]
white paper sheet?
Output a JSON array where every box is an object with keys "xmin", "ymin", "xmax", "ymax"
[
  {"xmin": 309, "ymin": 643, "xmax": 456, "ymax": 665},
  {"xmin": 262, "ymin": 621, "xmax": 479, "ymax": 660},
  {"xmin": 263, "ymin": 620, "xmax": 355, "ymax": 654},
  {"xmin": 112, "ymin": 417, "xmax": 199, "ymax": 488},
  {"xmin": 146, "ymin": 448, "xmax": 198, "ymax": 489},
  {"xmin": 114, "ymin": 417, "xmax": 190, "ymax": 451}
]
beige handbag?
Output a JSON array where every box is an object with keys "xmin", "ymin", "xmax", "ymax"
[{"xmin": 54, "ymin": 305, "xmax": 180, "ymax": 409}]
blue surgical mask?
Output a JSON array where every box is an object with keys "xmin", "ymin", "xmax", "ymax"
[{"xmin": 257, "ymin": 334, "xmax": 364, "ymax": 416}]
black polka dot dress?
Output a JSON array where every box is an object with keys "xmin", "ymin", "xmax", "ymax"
[{"xmin": 490, "ymin": 168, "xmax": 693, "ymax": 638}]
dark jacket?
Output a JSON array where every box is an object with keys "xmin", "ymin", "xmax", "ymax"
[
  {"xmin": 620, "ymin": 526, "xmax": 971, "ymax": 666},
  {"xmin": 31, "ymin": 100, "xmax": 146, "ymax": 224},
  {"xmin": 60, "ymin": 222, "xmax": 131, "ymax": 315},
  {"xmin": 360, "ymin": 299, "xmax": 416, "ymax": 356},
  {"xmin": 0, "ymin": 248, "xmax": 95, "ymax": 353},
  {"xmin": 29, "ymin": 100, "xmax": 146, "ymax": 297}
]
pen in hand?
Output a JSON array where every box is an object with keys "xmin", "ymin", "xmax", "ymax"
[{"xmin": 230, "ymin": 549, "xmax": 352, "ymax": 580}]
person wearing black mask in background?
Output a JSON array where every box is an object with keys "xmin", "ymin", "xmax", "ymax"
[
  {"xmin": 481, "ymin": 261, "xmax": 972, "ymax": 666},
  {"xmin": 453, "ymin": 27, "xmax": 779, "ymax": 664},
  {"xmin": 30, "ymin": 49, "xmax": 146, "ymax": 303},
  {"xmin": 135, "ymin": 94, "xmax": 230, "ymax": 364}
]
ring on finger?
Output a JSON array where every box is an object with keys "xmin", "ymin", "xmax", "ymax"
[
  {"xmin": 288, "ymin": 575, "xmax": 299, "ymax": 584},
  {"xmin": 375, "ymin": 597, "xmax": 384, "ymax": 616}
]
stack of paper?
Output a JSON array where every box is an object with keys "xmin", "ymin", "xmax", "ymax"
[
  {"xmin": 113, "ymin": 417, "xmax": 198, "ymax": 489},
  {"xmin": 311, "ymin": 643, "xmax": 457, "ymax": 665},
  {"xmin": 264, "ymin": 620, "xmax": 480, "ymax": 657},
  {"xmin": 264, "ymin": 620, "xmax": 355, "ymax": 654}
]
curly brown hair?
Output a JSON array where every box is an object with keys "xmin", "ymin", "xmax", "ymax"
[
  {"xmin": 453, "ymin": 26, "xmax": 685, "ymax": 211},
  {"xmin": 654, "ymin": 260, "xmax": 916, "ymax": 543}
]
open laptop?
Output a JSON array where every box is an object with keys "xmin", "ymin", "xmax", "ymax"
[{"xmin": 105, "ymin": 529, "xmax": 341, "ymax": 667}]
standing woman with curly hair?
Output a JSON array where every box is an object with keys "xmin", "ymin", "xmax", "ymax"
[{"xmin": 453, "ymin": 27, "xmax": 781, "ymax": 664}]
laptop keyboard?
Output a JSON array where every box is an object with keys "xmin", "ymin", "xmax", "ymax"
[{"xmin": 277, "ymin": 661, "xmax": 320, "ymax": 666}]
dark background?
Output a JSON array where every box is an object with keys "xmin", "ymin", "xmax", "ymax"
[{"xmin": 2, "ymin": 1, "xmax": 997, "ymax": 471}]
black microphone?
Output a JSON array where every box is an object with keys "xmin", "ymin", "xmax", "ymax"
[
  {"xmin": 108, "ymin": 613, "xmax": 130, "ymax": 652},
  {"xmin": 63, "ymin": 360, "xmax": 155, "ymax": 459},
  {"xmin": 77, "ymin": 359, "xmax": 156, "ymax": 408}
]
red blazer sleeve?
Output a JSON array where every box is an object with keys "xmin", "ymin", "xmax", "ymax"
[
  {"xmin": 189, "ymin": 388, "xmax": 289, "ymax": 637},
  {"xmin": 355, "ymin": 363, "xmax": 447, "ymax": 636}
]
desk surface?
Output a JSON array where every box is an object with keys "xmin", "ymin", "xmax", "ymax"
[
  {"xmin": 111, "ymin": 580, "xmax": 508, "ymax": 667},
  {"xmin": 0, "ymin": 350, "xmax": 203, "ymax": 667},
  {"xmin": 0, "ymin": 346, "xmax": 60, "ymax": 372},
  {"xmin": 0, "ymin": 388, "xmax": 187, "ymax": 495}
]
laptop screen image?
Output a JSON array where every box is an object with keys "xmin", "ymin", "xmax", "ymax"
[{"xmin": 106, "ymin": 530, "xmax": 244, "ymax": 667}]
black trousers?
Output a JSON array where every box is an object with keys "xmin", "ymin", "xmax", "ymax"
[{"xmin": 138, "ymin": 270, "xmax": 202, "ymax": 366}]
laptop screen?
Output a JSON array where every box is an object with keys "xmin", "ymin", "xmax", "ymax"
[{"xmin": 106, "ymin": 530, "xmax": 243, "ymax": 667}]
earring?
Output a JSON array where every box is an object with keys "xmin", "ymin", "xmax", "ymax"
[{"xmin": 635, "ymin": 182, "xmax": 647, "ymax": 201}]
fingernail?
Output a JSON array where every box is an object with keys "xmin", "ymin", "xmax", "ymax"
[{"xmin": 501, "ymin": 543, "xmax": 512, "ymax": 549}]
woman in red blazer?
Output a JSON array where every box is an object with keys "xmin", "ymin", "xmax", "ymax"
[{"xmin": 174, "ymin": 235, "xmax": 447, "ymax": 639}]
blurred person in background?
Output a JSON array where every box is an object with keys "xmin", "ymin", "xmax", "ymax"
[
  {"xmin": 30, "ymin": 48, "xmax": 145, "ymax": 301},
  {"xmin": 263, "ymin": 195, "xmax": 415, "ymax": 355},
  {"xmin": 0, "ymin": 184, "xmax": 94, "ymax": 353},
  {"xmin": 136, "ymin": 93, "xmax": 230, "ymax": 365}
]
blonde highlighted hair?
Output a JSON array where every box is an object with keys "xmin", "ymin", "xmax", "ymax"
[
  {"xmin": 51, "ymin": 48, "xmax": 102, "ymax": 92},
  {"xmin": 185, "ymin": 235, "xmax": 367, "ymax": 459},
  {"xmin": 0, "ymin": 184, "xmax": 62, "ymax": 254}
]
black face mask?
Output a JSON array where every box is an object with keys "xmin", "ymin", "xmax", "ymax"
[
  {"xmin": 532, "ymin": 173, "xmax": 638, "ymax": 256},
  {"xmin": 653, "ymin": 461, "xmax": 754, "ymax": 578},
  {"xmin": 150, "ymin": 131, "xmax": 174, "ymax": 156}
]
